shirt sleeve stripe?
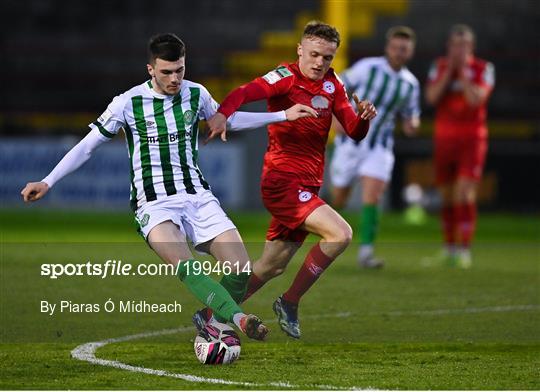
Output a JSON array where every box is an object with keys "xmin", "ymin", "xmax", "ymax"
[{"xmin": 92, "ymin": 121, "xmax": 115, "ymax": 138}]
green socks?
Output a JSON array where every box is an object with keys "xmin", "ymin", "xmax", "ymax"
[
  {"xmin": 177, "ymin": 260, "xmax": 242, "ymax": 323},
  {"xmin": 220, "ymin": 272, "xmax": 250, "ymax": 304},
  {"xmin": 213, "ymin": 272, "xmax": 250, "ymax": 323},
  {"xmin": 360, "ymin": 204, "xmax": 379, "ymax": 245}
]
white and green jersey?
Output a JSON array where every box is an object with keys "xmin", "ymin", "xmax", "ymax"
[
  {"xmin": 341, "ymin": 56, "xmax": 420, "ymax": 149},
  {"xmin": 89, "ymin": 79, "xmax": 218, "ymax": 211}
]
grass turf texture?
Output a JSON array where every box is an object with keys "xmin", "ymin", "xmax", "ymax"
[{"xmin": 1, "ymin": 209, "xmax": 539, "ymax": 389}]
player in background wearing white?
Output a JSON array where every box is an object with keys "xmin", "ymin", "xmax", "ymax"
[
  {"xmin": 329, "ymin": 26, "xmax": 420, "ymax": 268},
  {"xmin": 21, "ymin": 33, "xmax": 317, "ymax": 340}
]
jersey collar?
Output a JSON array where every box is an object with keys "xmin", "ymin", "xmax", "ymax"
[{"xmin": 145, "ymin": 79, "xmax": 177, "ymax": 99}]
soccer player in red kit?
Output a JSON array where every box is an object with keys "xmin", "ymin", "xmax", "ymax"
[
  {"xmin": 425, "ymin": 25, "xmax": 495, "ymax": 268},
  {"xmin": 204, "ymin": 21, "xmax": 377, "ymax": 338}
]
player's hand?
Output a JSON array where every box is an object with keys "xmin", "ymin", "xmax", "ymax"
[
  {"xmin": 21, "ymin": 181, "xmax": 49, "ymax": 203},
  {"xmin": 353, "ymin": 94, "xmax": 377, "ymax": 120},
  {"xmin": 205, "ymin": 112, "xmax": 228, "ymax": 144},
  {"xmin": 285, "ymin": 104, "xmax": 318, "ymax": 121}
]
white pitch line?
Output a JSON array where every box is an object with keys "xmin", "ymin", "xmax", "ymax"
[
  {"xmin": 71, "ymin": 326, "xmax": 290, "ymax": 388},
  {"xmin": 71, "ymin": 304, "xmax": 539, "ymax": 389},
  {"xmin": 71, "ymin": 326, "xmax": 367, "ymax": 390}
]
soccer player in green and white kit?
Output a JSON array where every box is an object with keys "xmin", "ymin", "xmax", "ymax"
[
  {"xmin": 329, "ymin": 26, "xmax": 421, "ymax": 268},
  {"xmin": 21, "ymin": 33, "xmax": 317, "ymax": 340}
]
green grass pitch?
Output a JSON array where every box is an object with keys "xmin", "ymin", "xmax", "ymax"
[{"xmin": 1, "ymin": 208, "xmax": 539, "ymax": 389}]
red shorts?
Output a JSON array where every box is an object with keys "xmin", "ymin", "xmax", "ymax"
[
  {"xmin": 261, "ymin": 174, "xmax": 325, "ymax": 242},
  {"xmin": 434, "ymin": 136, "xmax": 488, "ymax": 185}
]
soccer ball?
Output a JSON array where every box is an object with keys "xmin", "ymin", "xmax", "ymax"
[{"xmin": 194, "ymin": 322, "xmax": 241, "ymax": 364}]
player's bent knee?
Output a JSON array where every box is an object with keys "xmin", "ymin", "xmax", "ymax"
[
  {"xmin": 325, "ymin": 225, "xmax": 353, "ymax": 246},
  {"xmin": 341, "ymin": 226, "xmax": 353, "ymax": 246}
]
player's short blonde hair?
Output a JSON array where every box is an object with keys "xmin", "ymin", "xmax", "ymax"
[
  {"xmin": 449, "ymin": 24, "xmax": 476, "ymax": 43},
  {"xmin": 302, "ymin": 20, "xmax": 341, "ymax": 47},
  {"xmin": 385, "ymin": 26, "xmax": 416, "ymax": 44}
]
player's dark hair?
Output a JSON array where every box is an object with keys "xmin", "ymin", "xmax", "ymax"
[
  {"xmin": 148, "ymin": 33, "xmax": 185, "ymax": 64},
  {"xmin": 449, "ymin": 24, "xmax": 476, "ymax": 43},
  {"xmin": 302, "ymin": 21, "xmax": 341, "ymax": 47},
  {"xmin": 386, "ymin": 26, "xmax": 416, "ymax": 44}
]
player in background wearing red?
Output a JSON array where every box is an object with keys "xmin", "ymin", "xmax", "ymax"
[
  {"xmin": 201, "ymin": 21, "xmax": 377, "ymax": 339},
  {"xmin": 425, "ymin": 25, "xmax": 495, "ymax": 268}
]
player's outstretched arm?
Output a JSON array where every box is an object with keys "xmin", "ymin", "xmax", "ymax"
[
  {"xmin": 229, "ymin": 104, "xmax": 317, "ymax": 130},
  {"xmin": 205, "ymin": 104, "xmax": 317, "ymax": 143},
  {"xmin": 205, "ymin": 72, "xmax": 293, "ymax": 143},
  {"xmin": 284, "ymin": 104, "xmax": 318, "ymax": 121},
  {"xmin": 20, "ymin": 129, "xmax": 109, "ymax": 203}
]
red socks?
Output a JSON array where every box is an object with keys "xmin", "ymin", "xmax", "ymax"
[
  {"xmin": 241, "ymin": 273, "xmax": 266, "ymax": 303},
  {"xmin": 455, "ymin": 203, "xmax": 477, "ymax": 248},
  {"xmin": 442, "ymin": 203, "xmax": 477, "ymax": 249},
  {"xmin": 282, "ymin": 243, "xmax": 334, "ymax": 304},
  {"xmin": 441, "ymin": 205, "xmax": 456, "ymax": 248}
]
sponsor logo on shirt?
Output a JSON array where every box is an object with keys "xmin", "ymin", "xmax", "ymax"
[
  {"xmin": 323, "ymin": 80, "xmax": 335, "ymax": 94},
  {"xmin": 298, "ymin": 190, "xmax": 312, "ymax": 202},
  {"xmin": 146, "ymin": 131, "xmax": 189, "ymax": 144},
  {"xmin": 311, "ymin": 95, "xmax": 330, "ymax": 109},
  {"xmin": 146, "ymin": 120, "xmax": 156, "ymax": 128}
]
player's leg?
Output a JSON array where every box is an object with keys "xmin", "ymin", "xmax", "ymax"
[
  {"xmin": 147, "ymin": 222, "xmax": 244, "ymax": 325},
  {"xmin": 434, "ymin": 137, "xmax": 459, "ymax": 265},
  {"xmin": 357, "ymin": 175, "xmax": 387, "ymax": 268},
  {"xmin": 331, "ymin": 186, "xmax": 353, "ymax": 210},
  {"xmin": 183, "ymin": 191, "xmax": 268, "ymax": 339},
  {"xmin": 329, "ymin": 134, "xmax": 360, "ymax": 210},
  {"xmin": 356, "ymin": 146, "xmax": 394, "ymax": 268},
  {"xmin": 451, "ymin": 136, "xmax": 487, "ymax": 268},
  {"xmin": 292, "ymin": 204, "xmax": 352, "ymax": 295},
  {"xmin": 272, "ymin": 204, "xmax": 352, "ymax": 338},
  {"xmin": 243, "ymin": 239, "xmax": 302, "ymax": 302},
  {"xmin": 243, "ymin": 236, "xmax": 303, "ymax": 339},
  {"xmin": 452, "ymin": 177, "xmax": 478, "ymax": 268},
  {"xmin": 200, "ymin": 228, "xmax": 251, "ymax": 305}
]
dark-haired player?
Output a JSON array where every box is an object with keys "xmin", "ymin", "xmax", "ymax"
[
  {"xmin": 203, "ymin": 21, "xmax": 377, "ymax": 338},
  {"xmin": 21, "ymin": 33, "xmax": 317, "ymax": 340}
]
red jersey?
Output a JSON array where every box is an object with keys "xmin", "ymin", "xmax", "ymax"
[
  {"xmin": 427, "ymin": 57, "xmax": 494, "ymax": 138},
  {"xmin": 218, "ymin": 62, "xmax": 369, "ymax": 186}
]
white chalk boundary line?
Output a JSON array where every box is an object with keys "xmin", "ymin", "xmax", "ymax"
[
  {"xmin": 70, "ymin": 326, "xmax": 362, "ymax": 390},
  {"xmin": 71, "ymin": 304, "xmax": 539, "ymax": 389}
]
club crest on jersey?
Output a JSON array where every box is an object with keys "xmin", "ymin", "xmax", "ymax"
[
  {"xmin": 311, "ymin": 95, "xmax": 329, "ymax": 109},
  {"xmin": 183, "ymin": 110, "xmax": 196, "ymax": 125},
  {"xmin": 298, "ymin": 190, "xmax": 312, "ymax": 202},
  {"xmin": 323, "ymin": 80, "xmax": 335, "ymax": 94}
]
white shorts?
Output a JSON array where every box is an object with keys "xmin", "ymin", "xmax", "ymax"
[
  {"xmin": 330, "ymin": 136, "xmax": 395, "ymax": 187},
  {"xmin": 134, "ymin": 189, "xmax": 236, "ymax": 248}
]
